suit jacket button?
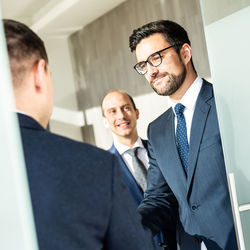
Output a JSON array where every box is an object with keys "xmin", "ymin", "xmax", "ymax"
[
  {"xmin": 191, "ymin": 205, "xmax": 197, "ymax": 210},
  {"xmin": 193, "ymin": 237, "xmax": 199, "ymax": 243}
]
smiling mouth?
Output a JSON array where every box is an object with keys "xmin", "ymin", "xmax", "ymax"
[
  {"xmin": 153, "ymin": 74, "xmax": 167, "ymax": 85},
  {"xmin": 117, "ymin": 121, "xmax": 130, "ymax": 128}
]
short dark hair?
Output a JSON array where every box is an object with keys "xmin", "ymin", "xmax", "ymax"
[
  {"xmin": 129, "ymin": 20, "xmax": 191, "ymax": 52},
  {"xmin": 3, "ymin": 19, "xmax": 48, "ymax": 85},
  {"xmin": 101, "ymin": 90, "xmax": 137, "ymax": 117},
  {"xmin": 129, "ymin": 20, "xmax": 196, "ymax": 72}
]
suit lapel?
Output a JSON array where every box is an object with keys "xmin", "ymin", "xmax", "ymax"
[
  {"xmin": 187, "ymin": 80, "xmax": 213, "ymax": 191},
  {"xmin": 109, "ymin": 144, "xmax": 143, "ymax": 193},
  {"xmin": 156, "ymin": 109, "xmax": 187, "ymax": 193}
]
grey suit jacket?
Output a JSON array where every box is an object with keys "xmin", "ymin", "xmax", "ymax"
[{"xmin": 138, "ymin": 80, "xmax": 237, "ymax": 250}]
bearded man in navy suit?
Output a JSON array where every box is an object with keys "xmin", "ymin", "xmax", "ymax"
[
  {"xmin": 102, "ymin": 90, "xmax": 176, "ymax": 250},
  {"xmin": 3, "ymin": 19, "xmax": 157, "ymax": 250},
  {"xmin": 129, "ymin": 20, "xmax": 238, "ymax": 250}
]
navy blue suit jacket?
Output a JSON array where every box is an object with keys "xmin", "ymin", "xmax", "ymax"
[
  {"xmin": 108, "ymin": 140, "xmax": 147, "ymax": 206},
  {"xmin": 138, "ymin": 80, "xmax": 237, "ymax": 250},
  {"xmin": 18, "ymin": 113, "xmax": 156, "ymax": 250}
]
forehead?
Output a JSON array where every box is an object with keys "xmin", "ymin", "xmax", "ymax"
[
  {"xmin": 135, "ymin": 33, "xmax": 171, "ymax": 62},
  {"xmin": 103, "ymin": 92, "xmax": 133, "ymax": 110}
]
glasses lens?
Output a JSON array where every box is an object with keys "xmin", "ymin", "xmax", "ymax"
[
  {"xmin": 135, "ymin": 62, "xmax": 147, "ymax": 75},
  {"xmin": 148, "ymin": 53, "xmax": 162, "ymax": 67}
]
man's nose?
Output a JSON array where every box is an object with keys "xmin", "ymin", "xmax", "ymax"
[
  {"xmin": 147, "ymin": 63, "xmax": 159, "ymax": 77},
  {"xmin": 116, "ymin": 109, "xmax": 125, "ymax": 119}
]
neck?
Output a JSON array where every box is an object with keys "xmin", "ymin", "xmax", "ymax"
[
  {"xmin": 15, "ymin": 104, "xmax": 48, "ymax": 129},
  {"xmin": 116, "ymin": 133, "xmax": 139, "ymax": 148},
  {"xmin": 170, "ymin": 68, "xmax": 197, "ymax": 103},
  {"xmin": 15, "ymin": 87, "xmax": 49, "ymax": 129}
]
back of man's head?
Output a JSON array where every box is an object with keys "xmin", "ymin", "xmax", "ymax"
[
  {"xmin": 3, "ymin": 19, "xmax": 53, "ymax": 128},
  {"xmin": 3, "ymin": 19, "xmax": 48, "ymax": 86}
]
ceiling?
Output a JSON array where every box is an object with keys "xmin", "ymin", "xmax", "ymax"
[{"xmin": 0, "ymin": 0, "xmax": 126, "ymax": 39}]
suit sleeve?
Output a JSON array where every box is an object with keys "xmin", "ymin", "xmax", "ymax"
[
  {"xmin": 104, "ymin": 155, "xmax": 157, "ymax": 250},
  {"xmin": 138, "ymin": 124, "xmax": 178, "ymax": 235}
]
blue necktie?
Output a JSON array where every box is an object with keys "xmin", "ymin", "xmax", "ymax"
[{"xmin": 174, "ymin": 103, "xmax": 189, "ymax": 173}]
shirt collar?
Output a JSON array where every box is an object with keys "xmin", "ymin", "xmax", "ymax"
[
  {"xmin": 169, "ymin": 76, "xmax": 202, "ymax": 114},
  {"xmin": 114, "ymin": 137, "xmax": 144, "ymax": 155},
  {"xmin": 13, "ymin": 109, "xmax": 29, "ymax": 116}
]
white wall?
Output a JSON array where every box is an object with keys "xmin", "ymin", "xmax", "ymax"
[
  {"xmin": 201, "ymin": 4, "xmax": 250, "ymax": 247},
  {"xmin": 44, "ymin": 37, "xmax": 83, "ymax": 141}
]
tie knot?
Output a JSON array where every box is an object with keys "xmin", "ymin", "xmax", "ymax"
[
  {"xmin": 125, "ymin": 147, "xmax": 139, "ymax": 157},
  {"xmin": 174, "ymin": 103, "xmax": 185, "ymax": 115}
]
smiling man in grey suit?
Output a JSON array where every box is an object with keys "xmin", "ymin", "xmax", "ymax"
[
  {"xmin": 129, "ymin": 20, "xmax": 237, "ymax": 250},
  {"xmin": 3, "ymin": 19, "xmax": 157, "ymax": 250}
]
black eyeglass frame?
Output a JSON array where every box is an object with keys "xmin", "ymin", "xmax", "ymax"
[{"xmin": 133, "ymin": 44, "xmax": 181, "ymax": 75}]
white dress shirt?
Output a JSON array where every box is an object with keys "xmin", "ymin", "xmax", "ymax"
[
  {"xmin": 14, "ymin": 109, "xmax": 29, "ymax": 116},
  {"xmin": 168, "ymin": 76, "xmax": 202, "ymax": 143},
  {"xmin": 113, "ymin": 137, "xmax": 149, "ymax": 178}
]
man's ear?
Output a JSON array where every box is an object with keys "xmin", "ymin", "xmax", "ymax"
[
  {"xmin": 136, "ymin": 109, "xmax": 139, "ymax": 120},
  {"xmin": 34, "ymin": 59, "xmax": 46, "ymax": 91},
  {"xmin": 180, "ymin": 43, "xmax": 192, "ymax": 64},
  {"xmin": 103, "ymin": 117, "xmax": 110, "ymax": 128}
]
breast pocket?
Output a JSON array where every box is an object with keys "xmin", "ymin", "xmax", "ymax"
[{"xmin": 199, "ymin": 134, "xmax": 221, "ymax": 152}]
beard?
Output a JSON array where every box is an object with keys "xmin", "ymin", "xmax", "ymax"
[{"xmin": 150, "ymin": 61, "xmax": 187, "ymax": 96}]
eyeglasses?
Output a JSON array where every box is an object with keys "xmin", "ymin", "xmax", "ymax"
[{"xmin": 134, "ymin": 44, "xmax": 178, "ymax": 75}]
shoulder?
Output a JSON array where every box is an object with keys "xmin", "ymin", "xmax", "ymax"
[
  {"xmin": 200, "ymin": 78, "xmax": 214, "ymax": 96},
  {"xmin": 202, "ymin": 78, "xmax": 213, "ymax": 87},
  {"xmin": 21, "ymin": 129, "xmax": 115, "ymax": 173},
  {"xmin": 50, "ymin": 132, "xmax": 114, "ymax": 161},
  {"xmin": 198, "ymin": 78, "xmax": 215, "ymax": 106},
  {"xmin": 148, "ymin": 107, "xmax": 172, "ymax": 130},
  {"xmin": 108, "ymin": 143, "xmax": 117, "ymax": 154}
]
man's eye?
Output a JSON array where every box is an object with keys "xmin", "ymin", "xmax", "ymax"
[
  {"xmin": 150, "ymin": 53, "xmax": 161, "ymax": 63},
  {"xmin": 139, "ymin": 62, "xmax": 147, "ymax": 70},
  {"xmin": 124, "ymin": 106, "xmax": 131, "ymax": 111}
]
